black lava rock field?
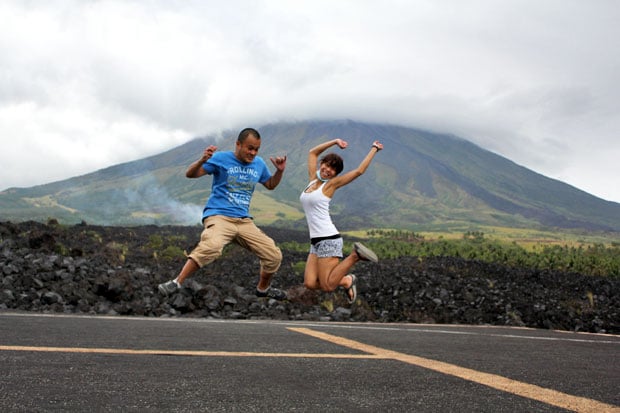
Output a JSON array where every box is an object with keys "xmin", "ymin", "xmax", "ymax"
[{"xmin": 1, "ymin": 220, "xmax": 618, "ymax": 334}]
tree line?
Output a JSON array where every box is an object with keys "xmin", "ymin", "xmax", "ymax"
[
  {"xmin": 280, "ymin": 230, "xmax": 619, "ymax": 277},
  {"xmin": 363, "ymin": 230, "xmax": 620, "ymax": 277}
]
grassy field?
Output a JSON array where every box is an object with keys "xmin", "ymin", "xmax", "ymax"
[
  {"xmin": 249, "ymin": 192, "xmax": 305, "ymax": 224},
  {"xmin": 346, "ymin": 224, "xmax": 620, "ymax": 250},
  {"xmin": 334, "ymin": 225, "xmax": 620, "ymax": 278}
]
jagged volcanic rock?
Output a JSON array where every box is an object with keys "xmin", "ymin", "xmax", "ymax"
[{"xmin": 1, "ymin": 221, "xmax": 618, "ymax": 334}]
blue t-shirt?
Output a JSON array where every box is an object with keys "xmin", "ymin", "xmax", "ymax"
[{"xmin": 201, "ymin": 151, "xmax": 272, "ymax": 219}]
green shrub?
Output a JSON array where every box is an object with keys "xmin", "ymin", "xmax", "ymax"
[{"xmin": 160, "ymin": 245, "xmax": 185, "ymax": 261}]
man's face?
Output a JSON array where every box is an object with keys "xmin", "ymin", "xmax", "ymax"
[{"xmin": 235, "ymin": 135, "xmax": 261, "ymax": 163}]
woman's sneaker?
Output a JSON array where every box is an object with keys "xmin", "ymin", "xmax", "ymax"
[
  {"xmin": 353, "ymin": 242, "xmax": 378, "ymax": 263},
  {"xmin": 256, "ymin": 287, "xmax": 287, "ymax": 301}
]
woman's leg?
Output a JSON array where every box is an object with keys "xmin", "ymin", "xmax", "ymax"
[
  {"xmin": 316, "ymin": 254, "xmax": 359, "ymax": 292},
  {"xmin": 303, "ymin": 253, "xmax": 321, "ymax": 290},
  {"xmin": 305, "ymin": 255, "xmax": 355, "ymax": 300}
]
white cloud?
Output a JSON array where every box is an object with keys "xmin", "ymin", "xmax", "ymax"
[{"xmin": 1, "ymin": 0, "xmax": 619, "ymax": 203}]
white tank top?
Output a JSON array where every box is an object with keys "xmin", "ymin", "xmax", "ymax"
[{"xmin": 299, "ymin": 180, "xmax": 339, "ymax": 239}]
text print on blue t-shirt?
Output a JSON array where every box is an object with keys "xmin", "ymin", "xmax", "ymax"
[
  {"xmin": 226, "ymin": 166, "xmax": 259, "ymax": 207},
  {"xmin": 203, "ymin": 152, "xmax": 271, "ymax": 219}
]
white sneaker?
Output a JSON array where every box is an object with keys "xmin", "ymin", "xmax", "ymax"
[
  {"xmin": 354, "ymin": 242, "xmax": 378, "ymax": 263},
  {"xmin": 158, "ymin": 280, "xmax": 178, "ymax": 296}
]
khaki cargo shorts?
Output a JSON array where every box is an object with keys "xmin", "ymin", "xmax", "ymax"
[{"xmin": 188, "ymin": 215, "xmax": 282, "ymax": 274}]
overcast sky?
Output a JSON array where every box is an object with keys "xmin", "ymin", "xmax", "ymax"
[{"xmin": 1, "ymin": 0, "xmax": 619, "ymax": 203}]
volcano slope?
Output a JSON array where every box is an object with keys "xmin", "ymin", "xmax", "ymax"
[{"xmin": 1, "ymin": 220, "xmax": 618, "ymax": 334}]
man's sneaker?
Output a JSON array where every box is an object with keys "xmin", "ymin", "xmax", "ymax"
[
  {"xmin": 158, "ymin": 280, "xmax": 179, "ymax": 296},
  {"xmin": 353, "ymin": 242, "xmax": 379, "ymax": 263},
  {"xmin": 256, "ymin": 287, "xmax": 287, "ymax": 301}
]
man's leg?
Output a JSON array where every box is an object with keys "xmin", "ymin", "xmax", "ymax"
[
  {"xmin": 159, "ymin": 257, "xmax": 200, "ymax": 296},
  {"xmin": 257, "ymin": 270, "xmax": 276, "ymax": 291},
  {"xmin": 235, "ymin": 219, "xmax": 286, "ymax": 299},
  {"xmin": 158, "ymin": 216, "xmax": 236, "ymax": 295},
  {"xmin": 176, "ymin": 258, "xmax": 200, "ymax": 285}
]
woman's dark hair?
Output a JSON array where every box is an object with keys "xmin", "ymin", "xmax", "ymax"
[
  {"xmin": 238, "ymin": 128, "xmax": 261, "ymax": 143},
  {"xmin": 320, "ymin": 153, "xmax": 344, "ymax": 175}
]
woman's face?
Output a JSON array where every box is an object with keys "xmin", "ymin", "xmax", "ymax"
[{"xmin": 318, "ymin": 162, "xmax": 337, "ymax": 180}]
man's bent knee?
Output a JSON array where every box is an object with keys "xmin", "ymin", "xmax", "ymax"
[
  {"xmin": 260, "ymin": 247, "xmax": 282, "ymax": 274},
  {"xmin": 188, "ymin": 248, "xmax": 222, "ymax": 268}
]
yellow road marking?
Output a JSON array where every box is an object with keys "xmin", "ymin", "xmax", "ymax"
[
  {"xmin": 288, "ymin": 327, "xmax": 619, "ymax": 413},
  {"xmin": 3, "ymin": 327, "xmax": 618, "ymax": 413},
  {"xmin": 0, "ymin": 345, "xmax": 385, "ymax": 359}
]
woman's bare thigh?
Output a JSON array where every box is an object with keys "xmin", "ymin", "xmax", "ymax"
[{"xmin": 316, "ymin": 256, "xmax": 340, "ymax": 291}]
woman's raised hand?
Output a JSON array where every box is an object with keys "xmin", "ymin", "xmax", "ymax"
[{"xmin": 335, "ymin": 139, "xmax": 348, "ymax": 149}]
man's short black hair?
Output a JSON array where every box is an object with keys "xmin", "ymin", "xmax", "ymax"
[{"xmin": 238, "ymin": 128, "xmax": 261, "ymax": 143}]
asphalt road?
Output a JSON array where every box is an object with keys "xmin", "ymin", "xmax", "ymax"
[{"xmin": 1, "ymin": 312, "xmax": 618, "ymax": 412}]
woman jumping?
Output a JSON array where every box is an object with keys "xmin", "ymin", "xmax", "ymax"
[{"xmin": 299, "ymin": 138, "xmax": 383, "ymax": 303}]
